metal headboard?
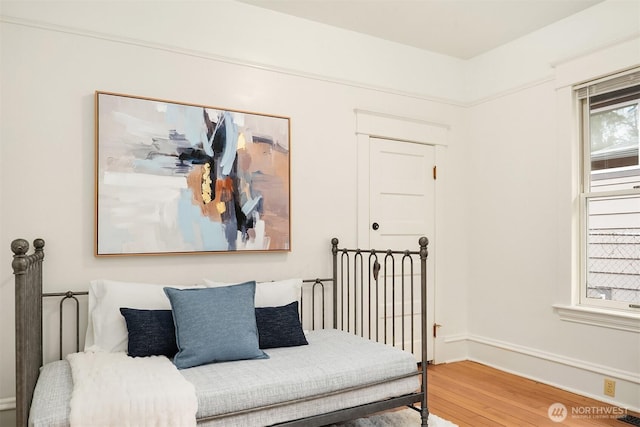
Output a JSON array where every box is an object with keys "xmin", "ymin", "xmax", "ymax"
[{"xmin": 39, "ymin": 283, "xmax": 329, "ymax": 363}]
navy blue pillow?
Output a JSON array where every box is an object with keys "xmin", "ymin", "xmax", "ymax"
[
  {"xmin": 119, "ymin": 308, "xmax": 178, "ymax": 358},
  {"xmin": 255, "ymin": 302, "xmax": 308, "ymax": 349}
]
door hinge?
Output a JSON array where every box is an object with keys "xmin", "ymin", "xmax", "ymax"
[
  {"xmin": 432, "ymin": 165, "xmax": 437, "ymax": 180},
  {"xmin": 433, "ymin": 323, "xmax": 442, "ymax": 338}
]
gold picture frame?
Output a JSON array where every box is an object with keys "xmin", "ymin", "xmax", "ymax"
[{"xmin": 95, "ymin": 91, "xmax": 291, "ymax": 256}]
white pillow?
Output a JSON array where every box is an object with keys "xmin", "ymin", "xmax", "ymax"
[
  {"xmin": 203, "ymin": 278, "xmax": 302, "ymax": 308},
  {"xmin": 85, "ymin": 279, "xmax": 201, "ymax": 352}
]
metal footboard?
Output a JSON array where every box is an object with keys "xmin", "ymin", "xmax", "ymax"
[
  {"xmin": 331, "ymin": 238, "xmax": 429, "ymax": 353},
  {"xmin": 331, "ymin": 237, "xmax": 429, "ymax": 425}
]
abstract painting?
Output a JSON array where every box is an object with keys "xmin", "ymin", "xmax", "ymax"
[{"xmin": 95, "ymin": 92, "xmax": 290, "ymax": 255}]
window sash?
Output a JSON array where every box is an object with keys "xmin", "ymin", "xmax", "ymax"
[{"xmin": 579, "ymin": 194, "xmax": 640, "ymax": 310}]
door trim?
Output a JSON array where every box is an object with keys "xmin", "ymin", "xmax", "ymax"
[
  {"xmin": 355, "ymin": 109, "xmax": 448, "ymax": 363},
  {"xmin": 354, "ymin": 109, "xmax": 449, "ymax": 146}
]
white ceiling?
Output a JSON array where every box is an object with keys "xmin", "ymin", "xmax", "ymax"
[{"xmin": 238, "ymin": 0, "xmax": 604, "ymax": 59}]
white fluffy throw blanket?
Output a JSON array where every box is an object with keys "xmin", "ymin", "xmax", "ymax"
[{"xmin": 67, "ymin": 352, "xmax": 197, "ymax": 427}]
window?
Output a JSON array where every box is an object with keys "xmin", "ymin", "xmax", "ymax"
[{"xmin": 577, "ymin": 69, "xmax": 640, "ymax": 312}]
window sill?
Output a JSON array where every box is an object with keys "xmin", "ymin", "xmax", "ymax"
[{"xmin": 553, "ymin": 304, "xmax": 640, "ymax": 333}]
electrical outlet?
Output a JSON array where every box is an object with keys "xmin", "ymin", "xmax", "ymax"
[{"xmin": 604, "ymin": 379, "xmax": 616, "ymax": 397}]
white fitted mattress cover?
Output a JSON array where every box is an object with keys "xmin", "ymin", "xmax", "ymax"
[{"xmin": 29, "ymin": 329, "xmax": 420, "ymax": 427}]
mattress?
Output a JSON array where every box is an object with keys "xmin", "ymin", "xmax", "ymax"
[{"xmin": 29, "ymin": 329, "xmax": 420, "ymax": 427}]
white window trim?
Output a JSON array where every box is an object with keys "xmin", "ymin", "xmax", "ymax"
[
  {"xmin": 553, "ymin": 38, "xmax": 640, "ymax": 331},
  {"xmin": 553, "ymin": 304, "xmax": 640, "ymax": 333},
  {"xmin": 553, "ymin": 35, "xmax": 640, "ymax": 333}
]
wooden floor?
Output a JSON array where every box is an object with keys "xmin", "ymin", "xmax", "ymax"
[{"xmin": 426, "ymin": 361, "xmax": 639, "ymax": 426}]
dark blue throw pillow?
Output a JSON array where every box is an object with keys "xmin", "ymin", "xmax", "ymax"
[
  {"xmin": 255, "ymin": 301, "xmax": 308, "ymax": 349},
  {"xmin": 119, "ymin": 308, "xmax": 178, "ymax": 358}
]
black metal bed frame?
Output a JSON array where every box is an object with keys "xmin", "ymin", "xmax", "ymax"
[{"xmin": 12, "ymin": 237, "xmax": 429, "ymax": 427}]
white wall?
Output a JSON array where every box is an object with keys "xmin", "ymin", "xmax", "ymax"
[
  {"xmin": 465, "ymin": 0, "xmax": 640, "ymax": 412},
  {"xmin": 1, "ymin": 0, "xmax": 639, "ymax": 420},
  {"xmin": 466, "ymin": 0, "xmax": 640, "ymax": 103},
  {"xmin": 1, "ymin": 0, "xmax": 466, "ymax": 102},
  {"xmin": 0, "ymin": 0, "xmax": 468, "ymax": 415}
]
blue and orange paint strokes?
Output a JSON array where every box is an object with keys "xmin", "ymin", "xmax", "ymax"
[{"xmin": 96, "ymin": 92, "xmax": 290, "ymax": 255}]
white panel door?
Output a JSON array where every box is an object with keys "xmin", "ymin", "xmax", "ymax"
[{"xmin": 369, "ymin": 137, "xmax": 435, "ymax": 362}]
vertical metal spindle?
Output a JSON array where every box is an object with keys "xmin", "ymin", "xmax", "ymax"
[
  {"xmin": 341, "ymin": 250, "xmax": 350, "ymax": 332},
  {"xmin": 383, "ymin": 255, "xmax": 388, "ymax": 344},
  {"xmin": 403, "ymin": 253, "xmax": 415, "ymax": 355},
  {"xmin": 400, "ymin": 252, "xmax": 407, "ymax": 351},
  {"xmin": 331, "ymin": 238, "xmax": 339, "ymax": 329},
  {"xmin": 300, "ymin": 285, "xmax": 305, "ymax": 328},
  {"xmin": 385, "ymin": 251, "xmax": 395, "ymax": 347},
  {"xmin": 368, "ymin": 253, "xmax": 376, "ymax": 340},
  {"xmin": 419, "ymin": 236, "xmax": 430, "ymax": 425},
  {"xmin": 355, "ymin": 250, "xmax": 364, "ymax": 337},
  {"xmin": 311, "ymin": 280, "xmax": 326, "ymax": 329}
]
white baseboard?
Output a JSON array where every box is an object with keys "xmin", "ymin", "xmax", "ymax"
[
  {"xmin": 446, "ymin": 333, "xmax": 640, "ymax": 412},
  {"xmin": 466, "ymin": 334, "xmax": 639, "ymax": 383},
  {"xmin": 0, "ymin": 397, "xmax": 15, "ymax": 412}
]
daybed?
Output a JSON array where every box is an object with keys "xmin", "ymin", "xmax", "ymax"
[{"xmin": 13, "ymin": 237, "xmax": 430, "ymax": 426}]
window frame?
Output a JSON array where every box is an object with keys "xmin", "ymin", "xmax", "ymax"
[{"xmin": 577, "ymin": 72, "xmax": 640, "ymax": 313}]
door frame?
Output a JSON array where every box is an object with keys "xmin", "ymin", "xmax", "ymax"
[{"xmin": 355, "ymin": 108, "xmax": 449, "ymax": 362}]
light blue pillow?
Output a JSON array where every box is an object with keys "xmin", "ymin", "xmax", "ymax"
[{"xmin": 164, "ymin": 282, "xmax": 268, "ymax": 369}]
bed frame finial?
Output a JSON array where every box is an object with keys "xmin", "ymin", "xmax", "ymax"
[
  {"xmin": 34, "ymin": 238, "xmax": 45, "ymax": 251},
  {"xmin": 419, "ymin": 236, "xmax": 428, "ymax": 259},
  {"xmin": 11, "ymin": 238, "xmax": 29, "ymax": 255},
  {"xmin": 11, "ymin": 239, "xmax": 30, "ymax": 274},
  {"xmin": 12, "ymin": 239, "xmax": 45, "ymax": 275}
]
